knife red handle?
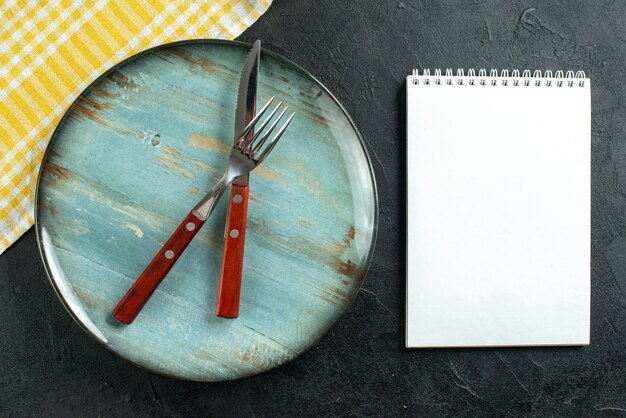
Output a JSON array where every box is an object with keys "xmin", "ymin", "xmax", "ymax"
[
  {"xmin": 113, "ymin": 211, "xmax": 206, "ymax": 324},
  {"xmin": 216, "ymin": 183, "xmax": 249, "ymax": 318}
]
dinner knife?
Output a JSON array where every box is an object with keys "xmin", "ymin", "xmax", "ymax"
[{"xmin": 215, "ymin": 40, "xmax": 260, "ymax": 318}]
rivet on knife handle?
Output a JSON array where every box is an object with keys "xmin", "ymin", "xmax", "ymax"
[
  {"xmin": 216, "ymin": 183, "xmax": 250, "ymax": 318},
  {"xmin": 112, "ymin": 211, "xmax": 206, "ymax": 324}
]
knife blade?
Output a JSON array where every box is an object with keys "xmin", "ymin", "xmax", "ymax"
[
  {"xmin": 233, "ymin": 40, "xmax": 260, "ymax": 185},
  {"xmin": 215, "ymin": 40, "xmax": 261, "ymax": 318}
]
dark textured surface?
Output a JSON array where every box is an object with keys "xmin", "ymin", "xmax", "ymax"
[{"xmin": 1, "ymin": 0, "xmax": 625, "ymax": 416}]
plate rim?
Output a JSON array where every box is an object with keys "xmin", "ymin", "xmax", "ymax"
[{"xmin": 34, "ymin": 38, "xmax": 379, "ymax": 382}]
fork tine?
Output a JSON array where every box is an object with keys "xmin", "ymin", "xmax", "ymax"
[
  {"xmin": 243, "ymin": 101, "xmax": 283, "ymax": 151},
  {"xmin": 249, "ymin": 107, "xmax": 288, "ymax": 157},
  {"xmin": 255, "ymin": 112, "xmax": 295, "ymax": 163},
  {"xmin": 235, "ymin": 96, "xmax": 275, "ymax": 147}
]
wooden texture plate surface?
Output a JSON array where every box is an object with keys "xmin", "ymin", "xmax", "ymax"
[{"xmin": 36, "ymin": 40, "xmax": 377, "ymax": 381}]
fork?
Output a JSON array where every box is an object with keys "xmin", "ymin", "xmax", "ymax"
[{"xmin": 112, "ymin": 96, "xmax": 295, "ymax": 324}]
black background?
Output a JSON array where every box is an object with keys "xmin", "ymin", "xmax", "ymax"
[{"xmin": 2, "ymin": 0, "xmax": 626, "ymax": 416}]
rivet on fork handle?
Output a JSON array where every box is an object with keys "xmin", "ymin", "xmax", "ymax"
[{"xmin": 112, "ymin": 211, "xmax": 206, "ymax": 324}]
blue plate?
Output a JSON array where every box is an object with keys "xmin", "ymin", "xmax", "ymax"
[{"xmin": 36, "ymin": 40, "xmax": 377, "ymax": 381}]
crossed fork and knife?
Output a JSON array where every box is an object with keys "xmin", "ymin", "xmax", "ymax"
[{"xmin": 112, "ymin": 41, "xmax": 294, "ymax": 323}]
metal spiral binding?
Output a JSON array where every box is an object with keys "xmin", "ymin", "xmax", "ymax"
[{"xmin": 410, "ymin": 69, "xmax": 587, "ymax": 87}]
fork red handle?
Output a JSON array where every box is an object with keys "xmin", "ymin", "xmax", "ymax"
[
  {"xmin": 112, "ymin": 211, "xmax": 206, "ymax": 324},
  {"xmin": 216, "ymin": 183, "xmax": 249, "ymax": 318}
]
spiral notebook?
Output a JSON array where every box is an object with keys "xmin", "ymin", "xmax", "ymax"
[{"xmin": 406, "ymin": 69, "xmax": 591, "ymax": 348}]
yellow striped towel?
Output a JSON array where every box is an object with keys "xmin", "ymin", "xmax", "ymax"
[{"xmin": 0, "ymin": 0, "xmax": 272, "ymax": 254}]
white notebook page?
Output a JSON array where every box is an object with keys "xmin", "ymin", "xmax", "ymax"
[{"xmin": 406, "ymin": 73, "xmax": 591, "ymax": 347}]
